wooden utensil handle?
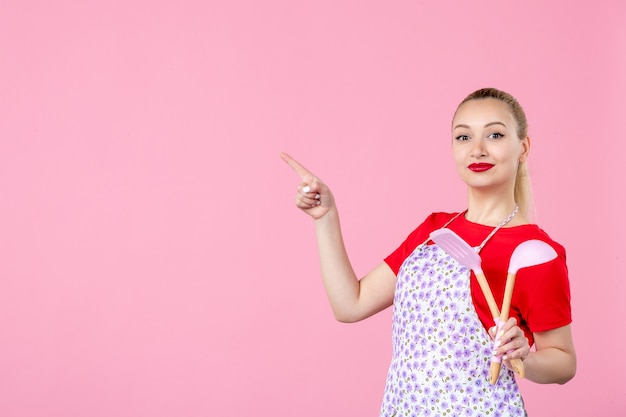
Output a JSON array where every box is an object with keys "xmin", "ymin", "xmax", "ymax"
[
  {"xmin": 490, "ymin": 361, "xmax": 501, "ymax": 385},
  {"xmin": 494, "ymin": 271, "xmax": 525, "ymax": 381},
  {"xmin": 510, "ymin": 358, "xmax": 525, "ymax": 378},
  {"xmin": 475, "ymin": 271, "xmax": 500, "ymax": 319},
  {"xmin": 491, "ymin": 358, "xmax": 525, "ymax": 384},
  {"xmin": 500, "ymin": 272, "xmax": 516, "ymax": 320},
  {"xmin": 474, "ymin": 272, "xmax": 526, "ymax": 382}
]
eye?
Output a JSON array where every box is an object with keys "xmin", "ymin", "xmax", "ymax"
[
  {"xmin": 455, "ymin": 135, "xmax": 470, "ymax": 142},
  {"xmin": 488, "ymin": 132, "xmax": 504, "ymax": 139}
]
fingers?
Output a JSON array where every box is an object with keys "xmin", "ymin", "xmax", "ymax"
[
  {"xmin": 282, "ymin": 152, "xmax": 333, "ymax": 219},
  {"xmin": 296, "ymin": 183, "xmax": 322, "ymax": 208},
  {"xmin": 492, "ymin": 318, "xmax": 530, "ymax": 362},
  {"xmin": 281, "ymin": 152, "xmax": 320, "ymax": 192},
  {"xmin": 280, "ymin": 152, "xmax": 313, "ymax": 180},
  {"xmin": 491, "ymin": 317, "xmax": 518, "ymax": 342}
]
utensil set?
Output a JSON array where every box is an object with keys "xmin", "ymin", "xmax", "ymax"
[{"xmin": 429, "ymin": 228, "xmax": 557, "ymax": 384}]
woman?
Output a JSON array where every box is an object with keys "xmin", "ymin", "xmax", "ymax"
[{"xmin": 281, "ymin": 88, "xmax": 576, "ymax": 416}]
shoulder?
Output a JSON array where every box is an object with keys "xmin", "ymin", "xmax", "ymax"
[
  {"xmin": 495, "ymin": 224, "xmax": 570, "ymax": 292},
  {"xmin": 477, "ymin": 223, "xmax": 569, "ymax": 279},
  {"xmin": 499, "ymin": 224, "xmax": 567, "ymax": 260},
  {"xmin": 408, "ymin": 212, "xmax": 462, "ymax": 240},
  {"xmin": 426, "ymin": 211, "xmax": 463, "ymax": 228},
  {"xmin": 532, "ymin": 225, "xmax": 567, "ymax": 259},
  {"xmin": 384, "ymin": 212, "xmax": 461, "ymax": 274},
  {"xmin": 514, "ymin": 227, "xmax": 572, "ymax": 331}
]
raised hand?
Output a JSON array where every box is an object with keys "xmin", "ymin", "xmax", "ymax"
[{"xmin": 280, "ymin": 152, "xmax": 334, "ymax": 220}]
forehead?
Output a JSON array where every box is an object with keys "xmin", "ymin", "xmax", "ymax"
[{"xmin": 453, "ymin": 98, "xmax": 516, "ymax": 128}]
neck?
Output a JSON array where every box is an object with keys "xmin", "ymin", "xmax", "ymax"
[{"xmin": 465, "ymin": 190, "xmax": 526, "ymax": 227}]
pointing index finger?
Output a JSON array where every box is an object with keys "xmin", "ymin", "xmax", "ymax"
[{"xmin": 280, "ymin": 152, "xmax": 312, "ymax": 179}]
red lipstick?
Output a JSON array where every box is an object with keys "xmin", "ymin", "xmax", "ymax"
[{"xmin": 468, "ymin": 163, "xmax": 494, "ymax": 172}]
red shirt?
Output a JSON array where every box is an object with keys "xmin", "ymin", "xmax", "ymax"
[{"xmin": 384, "ymin": 212, "xmax": 572, "ymax": 346}]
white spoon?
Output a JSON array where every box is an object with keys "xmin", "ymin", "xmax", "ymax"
[{"xmin": 489, "ymin": 239, "xmax": 558, "ymax": 383}]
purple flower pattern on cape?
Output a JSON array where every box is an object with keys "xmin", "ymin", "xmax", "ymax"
[{"xmin": 380, "ymin": 244, "xmax": 526, "ymax": 417}]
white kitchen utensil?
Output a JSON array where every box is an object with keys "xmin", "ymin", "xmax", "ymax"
[
  {"xmin": 429, "ymin": 228, "xmax": 525, "ymax": 382},
  {"xmin": 489, "ymin": 239, "xmax": 558, "ymax": 383},
  {"xmin": 429, "ymin": 228, "xmax": 500, "ymax": 318}
]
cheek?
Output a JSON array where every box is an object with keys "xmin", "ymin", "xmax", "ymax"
[
  {"xmin": 452, "ymin": 149, "xmax": 468, "ymax": 172},
  {"xmin": 451, "ymin": 144, "xmax": 465, "ymax": 163},
  {"xmin": 495, "ymin": 145, "xmax": 520, "ymax": 164},
  {"xmin": 452, "ymin": 152, "xmax": 466, "ymax": 172}
]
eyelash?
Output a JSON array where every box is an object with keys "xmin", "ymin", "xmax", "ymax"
[{"xmin": 455, "ymin": 132, "xmax": 505, "ymax": 141}]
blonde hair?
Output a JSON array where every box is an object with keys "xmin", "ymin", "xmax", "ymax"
[{"xmin": 455, "ymin": 88, "xmax": 535, "ymax": 220}]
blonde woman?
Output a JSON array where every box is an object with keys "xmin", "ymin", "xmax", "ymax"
[{"xmin": 282, "ymin": 88, "xmax": 576, "ymax": 417}]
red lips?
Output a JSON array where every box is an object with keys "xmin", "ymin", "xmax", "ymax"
[{"xmin": 468, "ymin": 163, "xmax": 494, "ymax": 172}]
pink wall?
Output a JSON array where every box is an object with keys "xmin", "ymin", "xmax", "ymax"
[{"xmin": 1, "ymin": 1, "xmax": 624, "ymax": 416}]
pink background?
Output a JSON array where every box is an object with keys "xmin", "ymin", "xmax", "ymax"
[{"xmin": 1, "ymin": 1, "xmax": 624, "ymax": 416}]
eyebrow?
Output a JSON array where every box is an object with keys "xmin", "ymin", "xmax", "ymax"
[{"xmin": 453, "ymin": 121, "xmax": 508, "ymax": 130}]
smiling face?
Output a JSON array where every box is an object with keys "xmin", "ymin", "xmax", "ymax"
[{"xmin": 451, "ymin": 98, "xmax": 530, "ymax": 194}]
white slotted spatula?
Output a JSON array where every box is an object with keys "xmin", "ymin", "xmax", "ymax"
[{"xmin": 430, "ymin": 228, "xmax": 500, "ymax": 319}]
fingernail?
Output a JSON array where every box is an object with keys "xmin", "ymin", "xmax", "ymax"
[
  {"xmin": 315, "ymin": 194, "xmax": 320, "ymax": 199},
  {"xmin": 303, "ymin": 186, "xmax": 311, "ymax": 193},
  {"xmin": 498, "ymin": 330, "xmax": 504, "ymax": 338},
  {"xmin": 494, "ymin": 340, "xmax": 501, "ymax": 348},
  {"xmin": 503, "ymin": 355, "xmax": 509, "ymax": 361}
]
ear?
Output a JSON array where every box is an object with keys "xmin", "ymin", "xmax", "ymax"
[{"xmin": 520, "ymin": 136, "xmax": 531, "ymax": 163}]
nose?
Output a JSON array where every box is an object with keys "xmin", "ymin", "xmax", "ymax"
[{"xmin": 470, "ymin": 137, "xmax": 487, "ymax": 158}]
